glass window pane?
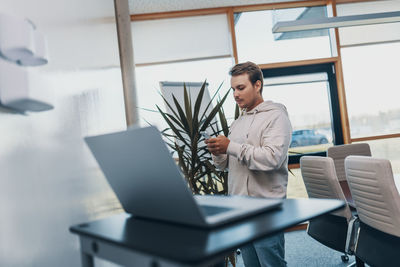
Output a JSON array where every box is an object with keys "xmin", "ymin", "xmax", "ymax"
[
  {"xmin": 337, "ymin": 0, "xmax": 400, "ymax": 46},
  {"xmin": 265, "ymin": 73, "xmax": 328, "ymax": 86},
  {"xmin": 131, "ymin": 14, "xmax": 232, "ymax": 65},
  {"xmin": 263, "ymin": 73, "xmax": 333, "ymax": 153},
  {"xmin": 287, "ymin": 168, "xmax": 308, "ymax": 199},
  {"xmin": 341, "ymin": 42, "xmax": 400, "ymax": 138},
  {"xmin": 354, "ymin": 138, "xmax": 400, "ymax": 174},
  {"xmin": 135, "ymin": 58, "xmax": 235, "ymax": 129},
  {"xmin": 235, "ymin": 6, "xmax": 332, "ymax": 64}
]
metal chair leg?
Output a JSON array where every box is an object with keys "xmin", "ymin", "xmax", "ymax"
[{"xmin": 355, "ymin": 256, "xmax": 365, "ymax": 267}]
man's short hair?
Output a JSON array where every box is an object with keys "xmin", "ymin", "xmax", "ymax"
[{"xmin": 229, "ymin": 61, "xmax": 264, "ymax": 94}]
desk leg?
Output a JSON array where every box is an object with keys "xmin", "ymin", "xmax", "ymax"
[{"xmin": 81, "ymin": 251, "xmax": 94, "ymax": 267}]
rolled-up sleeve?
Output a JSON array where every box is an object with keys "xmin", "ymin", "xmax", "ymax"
[{"xmin": 211, "ymin": 154, "xmax": 228, "ymax": 171}]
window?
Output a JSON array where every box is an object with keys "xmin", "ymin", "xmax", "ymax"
[
  {"xmin": 234, "ymin": 6, "xmax": 333, "ymax": 64},
  {"xmin": 134, "ymin": 58, "xmax": 235, "ymax": 129},
  {"xmin": 354, "ymin": 138, "xmax": 400, "ymax": 174},
  {"xmin": 262, "ymin": 63, "xmax": 343, "ymax": 164},
  {"xmin": 131, "ymin": 14, "xmax": 232, "ymax": 66},
  {"xmin": 337, "ymin": 0, "xmax": 400, "ymax": 47},
  {"xmin": 287, "ymin": 168, "xmax": 307, "ymax": 199},
  {"xmin": 130, "ymin": 14, "xmax": 236, "ymax": 129},
  {"xmin": 338, "ymin": 0, "xmax": 400, "ymax": 138},
  {"xmin": 341, "ymin": 43, "xmax": 400, "ymax": 138}
]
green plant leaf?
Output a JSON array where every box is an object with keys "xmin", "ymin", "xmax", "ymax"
[
  {"xmin": 218, "ymin": 107, "xmax": 229, "ymax": 137},
  {"xmin": 199, "ymin": 89, "xmax": 230, "ymax": 132},
  {"xmin": 172, "ymin": 94, "xmax": 191, "ymax": 134},
  {"xmin": 139, "ymin": 107, "xmax": 159, "ymax": 113},
  {"xmin": 158, "ymin": 93, "xmax": 182, "ymax": 125},
  {"xmin": 156, "ymin": 105, "xmax": 190, "ymax": 147},
  {"xmin": 234, "ymin": 103, "xmax": 240, "ymax": 120},
  {"xmin": 198, "ymin": 82, "xmax": 224, "ymax": 123},
  {"xmin": 142, "ymin": 118, "xmax": 153, "ymax": 127},
  {"xmin": 164, "ymin": 113, "xmax": 185, "ymax": 130},
  {"xmin": 174, "ymin": 143, "xmax": 188, "ymax": 171},
  {"xmin": 192, "ymin": 80, "xmax": 207, "ymax": 136},
  {"xmin": 183, "ymin": 83, "xmax": 193, "ymax": 137},
  {"xmin": 156, "ymin": 80, "xmax": 231, "ymax": 196},
  {"xmin": 204, "ymin": 160, "xmax": 218, "ymax": 173}
]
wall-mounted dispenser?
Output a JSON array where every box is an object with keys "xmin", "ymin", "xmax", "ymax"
[{"xmin": 0, "ymin": 13, "xmax": 53, "ymax": 113}]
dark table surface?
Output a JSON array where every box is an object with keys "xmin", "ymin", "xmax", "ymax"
[{"xmin": 70, "ymin": 198, "xmax": 344, "ymax": 265}]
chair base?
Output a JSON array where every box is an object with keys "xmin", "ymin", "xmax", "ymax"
[{"xmin": 355, "ymin": 221, "xmax": 400, "ymax": 267}]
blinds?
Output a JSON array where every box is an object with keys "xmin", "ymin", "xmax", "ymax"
[{"xmin": 131, "ymin": 14, "xmax": 232, "ymax": 65}]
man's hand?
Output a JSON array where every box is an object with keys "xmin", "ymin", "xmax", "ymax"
[{"xmin": 205, "ymin": 135, "xmax": 230, "ymax": 156}]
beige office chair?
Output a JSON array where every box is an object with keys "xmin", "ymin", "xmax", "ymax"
[
  {"xmin": 345, "ymin": 156, "xmax": 400, "ymax": 267},
  {"xmin": 300, "ymin": 156, "xmax": 358, "ymax": 264},
  {"xmin": 327, "ymin": 143, "xmax": 371, "ymax": 182}
]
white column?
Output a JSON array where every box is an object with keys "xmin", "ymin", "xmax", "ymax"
[{"xmin": 113, "ymin": 0, "xmax": 139, "ymax": 126}]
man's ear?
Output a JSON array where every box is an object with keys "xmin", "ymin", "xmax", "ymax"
[{"xmin": 256, "ymin": 80, "xmax": 262, "ymax": 92}]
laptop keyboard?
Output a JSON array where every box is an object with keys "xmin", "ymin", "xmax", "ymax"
[{"xmin": 200, "ymin": 205, "xmax": 234, "ymax": 216}]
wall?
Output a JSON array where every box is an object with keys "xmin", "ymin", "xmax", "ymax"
[
  {"xmin": 0, "ymin": 69, "xmax": 126, "ymax": 267},
  {"xmin": 0, "ymin": 1, "xmax": 126, "ymax": 266}
]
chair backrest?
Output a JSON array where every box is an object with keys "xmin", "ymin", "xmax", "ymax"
[
  {"xmin": 327, "ymin": 143, "xmax": 371, "ymax": 182},
  {"xmin": 300, "ymin": 156, "xmax": 352, "ymax": 220},
  {"xmin": 345, "ymin": 156, "xmax": 400, "ymax": 237}
]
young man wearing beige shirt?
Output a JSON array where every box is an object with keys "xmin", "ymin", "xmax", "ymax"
[{"xmin": 206, "ymin": 61, "xmax": 292, "ymax": 267}]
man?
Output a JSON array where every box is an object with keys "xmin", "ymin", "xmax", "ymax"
[{"xmin": 206, "ymin": 61, "xmax": 292, "ymax": 267}]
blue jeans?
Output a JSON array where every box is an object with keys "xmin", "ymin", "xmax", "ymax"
[{"xmin": 241, "ymin": 232, "xmax": 286, "ymax": 267}]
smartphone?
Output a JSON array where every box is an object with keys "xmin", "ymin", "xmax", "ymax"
[{"xmin": 200, "ymin": 131, "xmax": 210, "ymax": 140}]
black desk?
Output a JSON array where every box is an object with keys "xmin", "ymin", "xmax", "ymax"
[{"xmin": 70, "ymin": 198, "xmax": 344, "ymax": 267}]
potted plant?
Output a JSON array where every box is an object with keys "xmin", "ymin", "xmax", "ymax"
[
  {"xmin": 155, "ymin": 80, "xmax": 239, "ymax": 266},
  {"xmin": 156, "ymin": 81, "xmax": 234, "ymax": 195}
]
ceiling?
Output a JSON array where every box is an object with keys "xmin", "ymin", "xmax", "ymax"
[
  {"xmin": 128, "ymin": 0, "xmax": 297, "ymax": 14},
  {"xmin": 0, "ymin": 0, "xmax": 301, "ymax": 71}
]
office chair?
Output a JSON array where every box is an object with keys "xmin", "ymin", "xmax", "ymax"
[
  {"xmin": 300, "ymin": 156, "xmax": 358, "ymax": 265},
  {"xmin": 327, "ymin": 143, "xmax": 371, "ymax": 182},
  {"xmin": 345, "ymin": 156, "xmax": 400, "ymax": 267},
  {"xmin": 327, "ymin": 143, "xmax": 371, "ymax": 209}
]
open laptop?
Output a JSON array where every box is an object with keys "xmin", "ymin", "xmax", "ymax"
[{"xmin": 84, "ymin": 126, "xmax": 282, "ymax": 228}]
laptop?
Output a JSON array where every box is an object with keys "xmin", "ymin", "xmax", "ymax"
[{"xmin": 84, "ymin": 126, "xmax": 282, "ymax": 228}]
